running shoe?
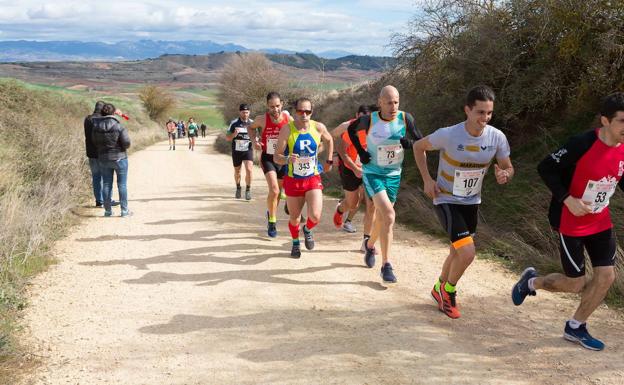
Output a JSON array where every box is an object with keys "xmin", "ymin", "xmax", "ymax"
[
  {"xmin": 104, "ymin": 210, "xmax": 112, "ymax": 217},
  {"xmin": 95, "ymin": 201, "xmax": 103, "ymax": 208},
  {"xmin": 564, "ymin": 322, "xmax": 605, "ymax": 351},
  {"xmin": 303, "ymin": 226, "xmax": 315, "ymax": 250},
  {"xmin": 380, "ymin": 262, "xmax": 397, "ymax": 283},
  {"xmin": 245, "ymin": 189, "xmax": 251, "ymax": 200},
  {"xmin": 342, "ymin": 220, "xmax": 356, "ymax": 233},
  {"xmin": 173, "ymin": 145, "xmax": 175, "ymax": 150},
  {"xmin": 280, "ymin": 190, "xmax": 287, "ymax": 200},
  {"xmin": 512, "ymin": 267, "xmax": 537, "ymax": 306},
  {"xmin": 267, "ymin": 222, "xmax": 277, "ymax": 238},
  {"xmin": 111, "ymin": 200, "xmax": 120, "ymax": 206},
  {"xmin": 439, "ymin": 285, "xmax": 460, "ymax": 319},
  {"xmin": 290, "ymin": 242, "xmax": 301, "ymax": 258},
  {"xmin": 431, "ymin": 284, "xmax": 443, "ymax": 310},
  {"xmin": 235, "ymin": 187, "xmax": 242, "ymax": 199},
  {"xmin": 333, "ymin": 203, "xmax": 344, "ymax": 229},
  {"xmin": 121, "ymin": 210, "xmax": 133, "ymax": 217},
  {"xmin": 364, "ymin": 245, "xmax": 376, "ymax": 268}
]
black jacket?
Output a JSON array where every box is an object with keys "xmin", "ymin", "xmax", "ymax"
[
  {"xmin": 84, "ymin": 113, "xmax": 101, "ymax": 158},
  {"xmin": 91, "ymin": 115, "xmax": 131, "ymax": 161}
]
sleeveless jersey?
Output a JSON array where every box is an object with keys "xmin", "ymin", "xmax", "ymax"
[
  {"xmin": 285, "ymin": 120, "xmax": 322, "ymax": 179},
  {"xmin": 363, "ymin": 111, "xmax": 408, "ymax": 177},
  {"xmin": 188, "ymin": 123, "xmax": 198, "ymax": 135},
  {"xmin": 261, "ymin": 112, "xmax": 289, "ymax": 155}
]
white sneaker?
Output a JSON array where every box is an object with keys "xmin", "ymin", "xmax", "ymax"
[
  {"xmin": 342, "ymin": 221, "xmax": 356, "ymax": 233},
  {"xmin": 360, "ymin": 238, "xmax": 378, "ymax": 254}
]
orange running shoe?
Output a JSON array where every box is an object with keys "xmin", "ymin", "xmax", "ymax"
[
  {"xmin": 440, "ymin": 285, "xmax": 461, "ymax": 319},
  {"xmin": 431, "ymin": 284, "xmax": 443, "ymax": 310}
]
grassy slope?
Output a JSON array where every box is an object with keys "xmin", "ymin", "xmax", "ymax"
[{"xmin": 0, "ymin": 78, "xmax": 164, "ymax": 383}]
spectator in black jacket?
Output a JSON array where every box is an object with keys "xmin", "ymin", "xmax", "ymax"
[{"xmin": 92, "ymin": 103, "xmax": 132, "ymax": 217}]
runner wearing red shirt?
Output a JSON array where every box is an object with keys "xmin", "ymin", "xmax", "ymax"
[{"xmin": 512, "ymin": 92, "xmax": 624, "ymax": 351}]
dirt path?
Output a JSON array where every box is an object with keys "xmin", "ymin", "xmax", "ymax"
[{"xmin": 21, "ymin": 136, "xmax": 624, "ymax": 385}]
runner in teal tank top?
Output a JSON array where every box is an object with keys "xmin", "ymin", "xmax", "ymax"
[
  {"xmin": 275, "ymin": 97, "xmax": 334, "ymax": 258},
  {"xmin": 348, "ymin": 85, "xmax": 421, "ymax": 283},
  {"xmin": 186, "ymin": 117, "xmax": 198, "ymax": 151}
]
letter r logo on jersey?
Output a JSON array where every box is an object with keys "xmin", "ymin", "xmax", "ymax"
[
  {"xmin": 299, "ymin": 139, "xmax": 313, "ymax": 154},
  {"xmin": 618, "ymin": 161, "xmax": 624, "ymax": 177}
]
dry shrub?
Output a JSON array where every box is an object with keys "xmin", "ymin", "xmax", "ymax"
[
  {"xmin": 217, "ymin": 53, "xmax": 288, "ymax": 123},
  {"xmin": 139, "ymin": 85, "xmax": 176, "ymax": 122}
]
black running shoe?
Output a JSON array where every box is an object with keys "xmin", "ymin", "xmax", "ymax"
[
  {"xmin": 268, "ymin": 222, "xmax": 277, "ymax": 238},
  {"xmin": 291, "ymin": 242, "xmax": 301, "ymax": 258},
  {"xmin": 235, "ymin": 187, "xmax": 242, "ymax": 199},
  {"xmin": 364, "ymin": 244, "xmax": 376, "ymax": 268},
  {"xmin": 511, "ymin": 267, "xmax": 537, "ymax": 306},
  {"xmin": 303, "ymin": 226, "xmax": 315, "ymax": 250},
  {"xmin": 380, "ymin": 262, "xmax": 397, "ymax": 283}
]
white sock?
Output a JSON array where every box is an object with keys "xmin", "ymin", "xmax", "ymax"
[
  {"xmin": 568, "ymin": 319, "xmax": 583, "ymax": 329},
  {"xmin": 528, "ymin": 277, "xmax": 536, "ymax": 291}
]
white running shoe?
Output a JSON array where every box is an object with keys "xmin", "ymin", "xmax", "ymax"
[{"xmin": 342, "ymin": 221, "xmax": 356, "ymax": 233}]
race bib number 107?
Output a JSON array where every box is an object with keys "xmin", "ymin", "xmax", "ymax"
[{"xmin": 452, "ymin": 169, "xmax": 486, "ymax": 197}]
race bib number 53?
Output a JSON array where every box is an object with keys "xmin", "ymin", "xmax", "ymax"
[
  {"xmin": 582, "ymin": 180, "xmax": 617, "ymax": 213},
  {"xmin": 452, "ymin": 169, "xmax": 486, "ymax": 197}
]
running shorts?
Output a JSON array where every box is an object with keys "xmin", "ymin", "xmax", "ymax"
[
  {"xmin": 168, "ymin": 132, "xmax": 176, "ymax": 139},
  {"xmin": 362, "ymin": 173, "xmax": 401, "ymax": 203},
  {"xmin": 283, "ymin": 175, "xmax": 323, "ymax": 197},
  {"xmin": 260, "ymin": 152, "xmax": 285, "ymax": 179},
  {"xmin": 232, "ymin": 150, "xmax": 253, "ymax": 167},
  {"xmin": 188, "ymin": 132, "xmax": 198, "ymax": 138},
  {"xmin": 434, "ymin": 203, "xmax": 479, "ymax": 249},
  {"xmin": 339, "ymin": 163, "xmax": 362, "ymax": 192},
  {"xmin": 559, "ymin": 228, "xmax": 616, "ymax": 278}
]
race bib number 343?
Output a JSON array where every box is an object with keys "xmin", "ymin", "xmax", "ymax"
[
  {"xmin": 294, "ymin": 156, "xmax": 315, "ymax": 177},
  {"xmin": 377, "ymin": 144, "xmax": 403, "ymax": 166},
  {"xmin": 582, "ymin": 180, "xmax": 617, "ymax": 213},
  {"xmin": 452, "ymin": 169, "xmax": 486, "ymax": 197}
]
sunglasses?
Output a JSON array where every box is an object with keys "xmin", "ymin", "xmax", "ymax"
[{"xmin": 295, "ymin": 109, "xmax": 313, "ymax": 116}]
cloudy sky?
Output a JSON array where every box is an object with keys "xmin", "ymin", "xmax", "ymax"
[{"xmin": 0, "ymin": 0, "xmax": 421, "ymax": 56}]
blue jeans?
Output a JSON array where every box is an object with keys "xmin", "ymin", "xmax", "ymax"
[
  {"xmin": 88, "ymin": 158, "xmax": 103, "ymax": 204},
  {"xmin": 99, "ymin": 158, "xmax": 128, "ymax": 213}
]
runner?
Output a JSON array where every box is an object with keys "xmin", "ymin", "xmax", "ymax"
[
  {"xmin": 511, "ymin": 92, "xmax": 624, "ymax": 351},
  {"xmin": 177, "ymin": 120, "xmax": 185, "ymax": 139},
  {"xmin": 186, "ymin": 117, "xmax": 198, "ymax": 151},
  {"xmin": 274, "ymin": 97, "xmax": 333, "ymax": 258},
  {"xmin": 248, "ymin": 92, "xmax": 293, "ymax": 237},
  {"xmin": 348, "ymin": 86, "xmax": 421, "ymax": 283},
  {"xmin": 332, "ymin": 105, "xmax": 376, "ymax": 247},
  {"xmin": 166, "ymin": 118, "xmax": 177, "ymax": 150},
  {"xmin": 226, "ymin": 104, "xmax": 254, "ymax": 200},
  {"xmin": 413, "ymin": 85, "xmax": 513, "ymax": 318},
  {"xmin": 200, "ymin": 122, "xmax": 207, "ymax": 138}
]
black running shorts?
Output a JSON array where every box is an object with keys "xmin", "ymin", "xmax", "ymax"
[
  {"xmin": 559, "ymin": 228, "xmax": 617, "ymax": 278},
  {"xmin": 434, "ymin": 203, "xmax": 479, "ymax": 249},
  {"xmin": 232, "ymin": 150, "xmax": 253, "ymax": 167},
  {"xmin": 260, "ymin": 152, "xmax": 285, "ymax": 179},
  {"xmin": 339, "ymin": 163, "xmax": 362, "ymax": 192}
]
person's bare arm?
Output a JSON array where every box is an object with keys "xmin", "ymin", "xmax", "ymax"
[
  {"xmin": 248, "ymin": 115, "xmax": 264, "ymax": 150},
  {"xmin": 317, "ymin": 122, "xmax": 333, "ymax": 171},
  {"xmin": 273, "ymin": 123, "xmax": 293, "ymax": 166}
]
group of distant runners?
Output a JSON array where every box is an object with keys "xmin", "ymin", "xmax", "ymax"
[
  {"xmin": 165, "ymin": 118, "xmax": 207, "ymax": 151},
  {"xmin": 212, "ymin": 86, "xmax": 624, "ymax": 352}
]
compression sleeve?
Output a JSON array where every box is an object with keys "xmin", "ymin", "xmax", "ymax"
[
  {"xmin": 401, "ymin": 113, "xmax": 422, "ymax": 149},
  {"xmin": 537, "ymin": 132, "xmax": 596, "ymax": 203},
  {"xmin": 347, "ymin": 115, "xmax": 370, "ymax": 156}
]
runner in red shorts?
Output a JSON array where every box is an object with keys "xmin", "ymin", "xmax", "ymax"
[{"xmin": 274, "ymin": 97, "xmax": 333, "ymax": 258}]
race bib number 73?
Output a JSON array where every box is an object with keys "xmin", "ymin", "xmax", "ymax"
[{"xmin": 377, "ymin": 144, "xmax": 403, "ymax": 166}]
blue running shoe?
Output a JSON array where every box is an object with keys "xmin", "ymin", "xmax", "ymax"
[
  {"xmin": 564, "ymin": 322, "xmax": 605, "ymax": 351},
  {"xmin": 380, "ymin": 262, "xmax": 397, "ymax": 283},
  {"xmin": 364, "ymin": 243, "xmax": 375, "ymax": 268},
  {"xmin": 512, "ymin": 267, "xmax": 537, "ymax": 305},
  {"xmin": 303, "ymin": 226, "xmax": 315, "ymax": 250},
  {"xmin": 268, "ymin": 222, "xmax": 277, "ymax": 238}
]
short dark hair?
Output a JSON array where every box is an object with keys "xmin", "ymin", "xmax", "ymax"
[
  {"xmin": 94, "ymin": 100, "xmax": 105, "ymax": 114},
  {"xmin": 466, "ymin": 85, "xmax": 495, "ymax": 108},
  {"xmin": 368, "ymin": 103, "xmax": 379, "ymax": 112},
  {"xmin": 101, "ymin": 103, "xmax": 116, "ymax": 116},
  {"xmin": 600, "ymin": 92, "xmax": 624, "ymax": 121},
  {"xmin": 295, "ymin": 97, "xmax": 313, "ymax": 110},
  {"xmin": 357, "ymin": 104, "xmax": 370, "ymax": 114},
  {"xmin": 266, "ymin": 91, "xmax": 281, "ymax": 102}
]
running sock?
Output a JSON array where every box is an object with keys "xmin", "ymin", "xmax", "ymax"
[
  {"xmin": 568, "ymin": 319, "xmax": 583, "ymax": 329},
  {"xmin": 528, "ymin": 277, "xmax": 536, "ymax": 291},
  {"xmin": 245, "ymin": 185, "xmax": 250, "ymax": 191},
  {"xmin": 444, "ymin": 282, "xmax": 456, "ymax": 293},
  {"xmin": 305, "ymin": 218, "xmax": 318, "ymax": 231},
  {"xmin": 292, "ymin": 239, "xmax": 300, "ymax": 246},
  {"xmin": 269, "ymin": 215, "xmax": 277, "ymax": 224},
  {"xmin": 288, "ymin": 222, "xmax": 300, "ymax": 239},
  {"xmin": 434, "ymin": 278, "xmax": 443, "ymax": 292},
  {"xmin": 236, "ymin": 184, "xmax": 241, "ymax": 189}
]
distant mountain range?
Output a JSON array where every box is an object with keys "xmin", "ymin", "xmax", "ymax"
[{"xmin": 0, "ymin": 40, "xmax": 364, "ymax": 62}]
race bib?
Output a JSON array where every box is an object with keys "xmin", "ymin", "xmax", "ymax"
[
  {"xmin": 235, "ymin": 139, "xmax": 250, "ymax": 152},
  {"xmin": 293, "ymin": 156, "xmax": 315, "ymax": 177},
  {"xmin": 452, "ymin": 169, "xmax": 486, "ymax": 197},
  {"xmin": 377, "ymin": 144, "xmax": 403, "ymax": 166},
  {"xmin": 582, "ymin": 179, "xmax": 617, "ymax": 213},
  {"xmin": 266, "ymin": 138, "xmax": 278, "ymax": 155}
]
